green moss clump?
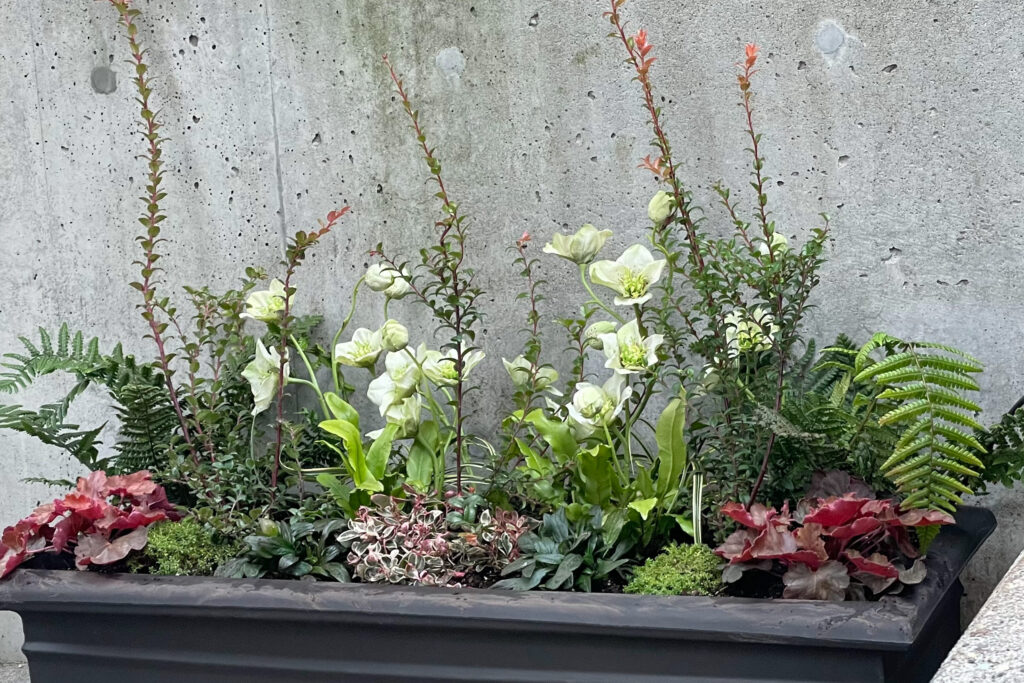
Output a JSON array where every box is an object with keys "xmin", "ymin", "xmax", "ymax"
[
  {"xmin": 129, "ymin": 518, "xmax": 236, "ymax": 576},
  {"xmin": 624, "ymin": 543, "xmax": 722, "ymax": 596}
]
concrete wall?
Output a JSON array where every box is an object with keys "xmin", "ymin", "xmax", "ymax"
[{"xmin": 2, "ymin": 0, "xmax": 1023, "ymax": 661}]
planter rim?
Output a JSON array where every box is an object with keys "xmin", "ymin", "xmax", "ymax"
[{"xmin": 0, "ymin": 506, "xmax": 995, "ymax": 653}]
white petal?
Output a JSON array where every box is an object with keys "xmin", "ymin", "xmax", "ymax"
[
  {"xmin": 589, "ymin": 260, "xmax": 625, "ymax": 293},
  {"xmin": 618, "ymin": 244, "xmax": 654, "ymax": 270}
]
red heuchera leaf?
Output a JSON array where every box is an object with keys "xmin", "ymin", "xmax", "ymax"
[
  {"xmin": 859, "ymin": 499, "xmax": 893, "ymax": 516},
  {"xmin": 76, "ymin": 471, "xmax": 110, "ymax": 499},
  {"xmin": 897, "ymin": 509, "xmax": 955, "ymax": 527},
  {"xmin": 748, "ymin": 522, "xmax": 798, "ymax": 559},
  {"xmin": 74, "ymin": 527, "xmax": 149, "ymax": 569},
  {"xmin": 0, "ymin": 470, "xmax": 180, "ymax": 579},
  {"xmin": 715, "ymin": 529, "xmax": 758, "ymax": 562},
  {"xmin": 794, "ymin": 523, "xmax": 828, "ymax": 563},
  {"xmin": 802, "ymin": 494, "xmax": 868, "ymax": 527},
  {"xmin": 830, "ymin": 515, "xmax": 882, "ymax": 540},
  {"xmin": 51, "ymin": 514, "xmax": 91, "ymax": 553},
  {"xmin": 844, "ymin": 549, "xmax": 899, "ymax": 578},
  {"xmin": 720, "ymin": 489, "xmax": 947, "ymax": 599},
  {"xmin": 719, "ymin": 502, "xmax": 761, "ymax": 529},
  {"xmin": 105, "ymin": 470, "xmax": 159, "ymax": 497},
  {"xmin": 719, "ymin": 502, "xmax": 790, "ymax": 530}
]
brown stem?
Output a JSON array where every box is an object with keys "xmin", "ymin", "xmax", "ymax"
[
  {"xmin": 385, "ymin": 55, "xmax": 471, "ymax": 493},
  {"xmin": 110, "ymin": 0, "xmax": 196, "ymax": 463},
  {"xmin": 606, "ymin": 2, "xmax": 704, "ymax": 273}
]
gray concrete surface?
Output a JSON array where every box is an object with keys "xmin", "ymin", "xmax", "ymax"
[
  {"xmin": 0, "ymin": 664, "xmax": 27, "ymax": 683},
  {"xmin": 935, "ymin": 547, "xmax": 1024, "ymax": 682},
  {"xmin": 2, "ymin": 0, "xmax": 1024, "ymax": 663}
]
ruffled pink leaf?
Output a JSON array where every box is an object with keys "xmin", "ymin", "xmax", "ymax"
[
  {"xmin": 802, "ymin": 494, "xmax": 868, "ymax": 527},
  {"xmin": 76, "ymin": 471, "xmax": 110, "ymax": 499},
  {"xmin": 0, "ymin": 548, "xmax": 26, "ymax": 579},
  {"xmin": 106, "ymin": 470, "xmax": 158, "ymax": 498},
  {"xmin": 54, "ymin": 492, "xmax": 111, "ymax": 522},
  {"xmin": 720, "ymin": 502, "xmax": 762, "ymax": 529},
  {"xmin": 795, "ymin": 522, "xmax": 829, "ymax": 562},
  {"xmin": 830, "ymin": 515, "xmax": 882, "ymax": 540},
  {"xmin": 844, "ymin": 549, "xmax": 899, "ymax": 578},
  {"xmin": 897, "ymin": 509, "xmax": 955, "ymax": 527},
  {"xmin": 74, "ymin": 527, "xmax": 149, "ymax": 570},
  {"xmin": 715, "ymin": 529, "xmax": 757, "ymax": 562}
]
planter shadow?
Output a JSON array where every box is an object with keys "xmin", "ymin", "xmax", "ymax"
[{"xmin": 0, "ymin": 507, "xmax": 995, "ymax": 683}]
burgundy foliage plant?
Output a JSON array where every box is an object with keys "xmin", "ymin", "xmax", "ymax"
[
  {"xmin": 715, "ymin": 494, "xmax": 953, "ymax": 600},
  {"xmin": 0, "ymin": 470, "xmax": 181, "ymax": 577}
]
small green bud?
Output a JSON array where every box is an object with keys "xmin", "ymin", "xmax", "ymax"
[{"xmin": 380, "ymin": 319, "xmax": 409, "ymax": 352}]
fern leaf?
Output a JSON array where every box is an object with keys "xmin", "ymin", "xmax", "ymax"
[
  {"xmin": 878, "ymin": 399, "xmax": 930, "ymax": 426},
  {"xmin": 880, "ymin": 436, "xmax": 930, "ymax": 471},
  {"xmin": 932, "ymin": 406, "xmax": 984, "ymax": 431},
  {"xmin": 857, "ymin": 334, "xmax": 986, "ymax": 513}
]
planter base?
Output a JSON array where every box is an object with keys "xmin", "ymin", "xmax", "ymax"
[{"xmin": 0, "ymin": 507, "xmax": 995, "ymax": 683}]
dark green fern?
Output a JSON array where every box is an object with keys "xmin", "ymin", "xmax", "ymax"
[
  {"xmin": 0, "ymin": 324, "xmax": 175, "ymax": 476},
  {"xmin": 853, "ymin": 333, "xmax": 985, "ymax": 512},
  {"xmin": 975, "ymin": 406, "xmax": 1024, "ymax": 493},
  {"xmin": 112, "ymin": 383, "xmax": 179, "ymax": 473}
]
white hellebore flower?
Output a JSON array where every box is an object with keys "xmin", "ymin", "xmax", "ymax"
[
  {"xmin": 365, "ymin": 263, "xmax": 412, "ymax": 299},
  {"xmin": 543, "ymin": 224, "xmax": 613, "ymax": 265},
  {"xmin": 334, "ymin": 327, "xmax": 383, "ymax": 369},
  {"xmin": 599, "ymin": 319, "xmax": 664, "ymax": 375},
  {"xmin": 757, "ymin": 231, "xmax": 788, "ymax": 257},
  {"xmin": 584, "ymin": 320, "xmax": 617, "ymax": 350},
  {"xmin": 422, "ymin": 346, "xmax": 485, "ymax": 387},
  {"xmin": 647, "ymin": 190, "xmax": 673, "ymax": 224},
  {"xmin": 367, "ymin": 348, "xmax": 422, "ymax": 414},
  {"xmin": 567, "ymin": 374, "xmax": 632, "ymax": 431},
  {"xmin": 368, "ymin": 394, "xmax": 423, "ymax": 440},
  {"xmin": 503, "ymin": 356, "xmax": 559, "ymax": 391},
  {"xmin": 724, "ymin": 307, "xmax": 778, "ymax": 356},
  {"xmin": 241, "ymin": 278, "xmax": 289, "ymax": 323},
  {"xmin": 241, "ymin": 340, "xmax": 288, "ymax": 416},
  {"xmin": 589, "ymin": 244, "xmax": 667, "ymax": 306},
  {"xmin": 380, "ymin": 319, "xmax": 409, "ymax": 352}
]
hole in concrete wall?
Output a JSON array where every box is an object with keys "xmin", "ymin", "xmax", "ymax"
[
  {"xmin": 189, "ymin": 34, "xmax": 199, "ymax": 47},
  {"xmin": 882, "ymin": 247, "xmax": 902, "ymax": 263},
  {"xmin": 528, "ymin": 12, "xmax": 539, "ymax": 27},
  {"xmin": 838, "ymin": 154, "xmax": 850, "ymax": 166},
  {"xmin": 311, "ymin": 132, "xmax": 322, "ymax": 146},
  {"xmin": 797, "ymin": 60, "xmax": 807, "ymax": 70},
  {"xmin": 882, "ymin": 64, "xmax": 898, "ymax": 73},
  {"xmin": 90, "ymin": 66, "xmax": 116, "ymax": 94},
  {"xmin": 816, "ymin": 21, "xmax": 845, "ymax": 55}
]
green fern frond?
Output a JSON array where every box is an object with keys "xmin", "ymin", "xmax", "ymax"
[
  {"xmin": 857, "ymin": 334, "xmax": 986, "ymax": 513},
  {"xmin": 854, "ymin": 332, "xmax": 901, "ymax": 373},
  {"xmin": 111, "ymin": 383, "xmax": 178, "ymax": 474},
  {"xmin": 0, "ymin": 403, "xmax": 108, "ymax": 470},
  {"xmin": 0, "ymin": 325, "xmax": 174, "ymax": 474}
]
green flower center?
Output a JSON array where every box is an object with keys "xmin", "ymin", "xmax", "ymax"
[
  {"xmin": 580, "ymin": 396, "xmax": 613, "ymax": 420},
  {"xmin": 439, "ymin": 362, "xmax": 459, "ymax": 380},
  {"xmin": 354, "ymin": 341, "xmax": 374, "ymax": 357},
  {"xmin": 620, "ymin": 342, "xmax": 648, "ymax": 369},
  {"xmin": 620, "ymin": 270, "xmax": 649, "ymax": 299}
]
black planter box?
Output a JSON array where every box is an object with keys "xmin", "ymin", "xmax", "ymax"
[{"xmin": 0, "ymin": 507, "xmax": 994, "ymax": 683}]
